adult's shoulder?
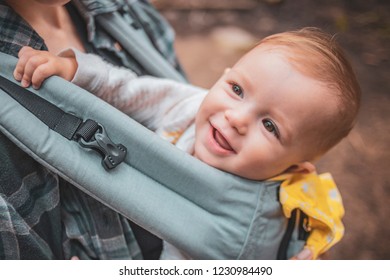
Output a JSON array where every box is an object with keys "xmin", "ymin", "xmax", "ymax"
[{"xmin": 0, "ymin": 2, "xmax": 46, "ymax": 57}]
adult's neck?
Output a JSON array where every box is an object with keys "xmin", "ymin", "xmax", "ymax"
[
  {"xmin": 6, "ymin": 0, "xmax": 85, "ymax": 54},
  {"xmin": 6, "ymin": 0, "xmax": 69, "ymax": 30}
]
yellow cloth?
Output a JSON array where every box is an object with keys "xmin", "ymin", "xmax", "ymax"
[{"xmin": 272, "ymin": 172, "xmax": 345, "ymax": 259}]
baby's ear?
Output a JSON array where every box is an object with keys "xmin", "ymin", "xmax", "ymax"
[{"xmin": 285, "ymin": 162, "xmax": 316, "ymax": 174}]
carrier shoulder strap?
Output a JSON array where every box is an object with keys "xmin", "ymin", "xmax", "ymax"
[
  {"xmin": 96, "ymin": 12, "xmax": 186, "ymax": 83},
  {"xmin": 0, "ymin": 75, "xmax": 126, "ymax": 170},
  {"xmin": 277, "ymin": 209, "xmax": 310, "ymax": 259}
]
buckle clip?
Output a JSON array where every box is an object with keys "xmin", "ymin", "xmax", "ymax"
[{"xmin": 79, "ymin": 123, "xmax": 127, "ymax": 170}]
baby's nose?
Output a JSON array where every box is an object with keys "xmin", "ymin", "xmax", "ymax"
[{"xmin": 224, "ymin": 108, "xmax": 249, "ymax": 135}]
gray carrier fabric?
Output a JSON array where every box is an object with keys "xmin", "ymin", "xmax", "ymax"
[
  {"xmin": 96, "ymin": 12, "xmax": 186, "ymax": 83},
  {"xmin": 0, "ymin": 53, "xmax": 303, "ymax": 259}
]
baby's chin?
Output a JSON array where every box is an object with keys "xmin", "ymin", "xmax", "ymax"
[
  {"xmin": 192, "ymin": 147, "xmax": 281, "ymax": 181},
  {"xmin": 203, "ymin": 160, "xmax": 275, "ymax": 181},
  {"xmin": 217, "ymin": 164, "xmax": 287, "ymax": 181}
]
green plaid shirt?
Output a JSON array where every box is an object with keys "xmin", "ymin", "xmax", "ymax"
[{"xmin": 0, "ymin": 0, "xmax": 182, "ymax": 259}]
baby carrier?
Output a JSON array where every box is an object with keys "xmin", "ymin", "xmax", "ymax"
[{"xmin": 0, "ymin": 1, "xmax": 306, "ymax": 259}]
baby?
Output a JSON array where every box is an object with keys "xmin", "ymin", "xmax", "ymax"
[{"xmin": 14, "ymin": 28, "xmax": 361, "ymax": 259}]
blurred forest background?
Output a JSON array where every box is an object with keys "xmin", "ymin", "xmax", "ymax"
[{"xmin": 152, "ymin": 0, "xmax": 390, "ymax": 259}]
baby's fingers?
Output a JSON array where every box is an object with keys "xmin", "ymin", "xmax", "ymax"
[
  {"xmin": 31, "ymin": 63, "xmax": 55, "ymax": 89},
  {"xmin": 20, "ymin": 55, "xmax": 49, "ymax": 88},
  {"xmin": 290, "ymin": 248, "xmax": 313, "ymax": 260},
  {"xmin": 14, "ymin": 46, "xmax": 36, "ymax": 81},
  {"xmin": 17, "ymin": 46, "xmax": 35, "ymax": 58}
]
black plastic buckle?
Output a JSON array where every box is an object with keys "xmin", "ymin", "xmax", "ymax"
[{"xmin": 78, "ymin": 123, "xmax": 127, "ymax": 170}]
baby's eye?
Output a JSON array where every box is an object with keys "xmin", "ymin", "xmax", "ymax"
[
  {"xmin": 263, "ymin": 119, "xmax": 280, "ymax": 138},
  {"xmin": 231, "ymin": 84, "xmax": 244, "ymax": 98}
]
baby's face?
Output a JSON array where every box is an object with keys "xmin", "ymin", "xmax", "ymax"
[{"xmin": 194, "ymin": 45, "xmax": 337, "ymax": 180}]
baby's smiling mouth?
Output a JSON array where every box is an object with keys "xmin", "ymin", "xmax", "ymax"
[{"xmin": 213, "ymin": 126, "xmax": 235, "ymax": 152}]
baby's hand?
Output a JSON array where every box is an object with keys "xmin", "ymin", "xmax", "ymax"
[
  {"xmin": 290, "ymin": 248, "xmax": 313, "ymax": 260},
  {"xmin": 14, "ymin": 46, "xmax": 78, "ymax": 89}
]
